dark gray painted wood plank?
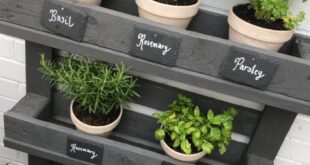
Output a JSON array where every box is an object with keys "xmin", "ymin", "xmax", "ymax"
[
  {"xmin": 103, "ymin": 0, "xmax": 139, "ymax": 16},
  {"xmin": 0, "ymin": 0, "xmax": 47, "ymax": 31},
  {"xmin": 296, "ymin": 35, "xmax": 310, "ymax": 60},
  {"xmin": 245, "ymin": 107, "xmax": 297, "ymax": 165},
  {"xmin": 26, "ymin": 41, "xmax": 53, "ymax": 98},
  {"xmin": 51, "ymin": 80, "xmax": 260, "ymax": 137},
  {"xmin": 128, "ymin": 77, "xmax": 261, "ymax": 138},
  {"xmin": 2, "ymin": 0, "xmax": 310, "ymax": 103},
  {"xmin": 188, "ymin": 9, "xmax": 229, "ymax": 39},
  {"xmin": 28, "ymin": 155, "xmax": 54, "ymax": 165},
  {"xmin": 49, "ymin": 104, "xmax": 247, "ymax": 165},
  {"xmin": 5, "ymin": 137, "xmax": 94, "ymax": 165},
  {"xmin": 1, "ymin": 20, "xmax": 310, "ymax": 115},
  {"xmin": 4, "ymin": 111, "xmax": 195, "ymax": 165},
  {"xmin": 6, "ymin": 93, "xmax": 48, "ymax": 118}
]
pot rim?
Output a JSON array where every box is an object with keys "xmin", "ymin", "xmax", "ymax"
[
  {"xmin": 228, "ymin": 6, "xmax": 295, "ymax": 43},
  {"xmin": 142, "ymin": 0, "xmax": 201, "ymax": 8},
  {"xmin": 228, "ymin": 6, "xmax": 295, "ymax": 33},
  {"xmin": 160, "ymin": 139, "xmax": 205, "ymax": 157},
  {"xmin": 135, "ymin": 0, "xmax": 201, "ymax": 18},
  {"xmin": 70, "ymin": 99, "xmax": 123, "ymax": 129}
]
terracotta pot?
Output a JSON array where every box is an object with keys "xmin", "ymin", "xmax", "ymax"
[
  {"xmin": 77, "ymin": 0, "xmax": 102, "ymax": 5},
  {"xmin": 135, "ymin": 0, "xmax": 200, "ymax": 29},
  {"xmin": 70, "ymin": 100, "xmax": 122, "ymax": 136},
  {"xmin": 228, "ymin": 8, "xmax": 294, "ymax": 51},
  {"xmin": 160, "ymin": 139, "xmax": 206, "ymax": 162}
]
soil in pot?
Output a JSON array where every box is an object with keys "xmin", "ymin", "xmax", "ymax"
[
  {"xmin": 154, "ymin": 0, "xmax": 198, "ymax": 6},
  {"xmin": 73, "ymin": 102, "xmax": 120, "ymax": 126},
  {"xmin": 164, "ymin": 134, "xmax": 199, "ymax": 154},
  {"xmin": 233, "ymin": 4, "xmax": 287, "ymax": 30}
]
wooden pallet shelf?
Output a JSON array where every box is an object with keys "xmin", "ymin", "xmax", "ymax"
[{"xmin": 1, "ymin": 0, "xmax": 308, "ymax": 164}]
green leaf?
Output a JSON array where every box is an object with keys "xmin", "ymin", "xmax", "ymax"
[
  {"xmin": 218, "ymin": 143, "xmax": 227, "ymax": 155},
  {"xmin": 192, "ymin": 137, "xmax": 202, "ymax": 148},
  {"xmin": 178, "ymin": 121, "xmax": 185, "ymax": 127},
  {"xmin": 225, "ymin": 108, "xmax": 238, "ymax": 117},
  {"xmin": 194, "ymin": 121, "xmax": 200, "ymax": 127},
  {"xmin": 155, "ymin": 129, "xmax": 165, "ymax": 140},
  {"xmin": 181, "ymin": 139, "xmax": 192, "ymax": 154},
  {"xmin": 173, "ymin": 126, "xmax": 181, "ymax": 134},
  {"xmin": 187, "ymin": 114, "xmax": 194, "ymax": 120},
  {"xmin": 194, "ymin": 106, "xmax": 200, "ymax": 117},
  {"xmin": 186, "ymin": 127, "xmax": 196, "ymax": 135},
  {"xmin": 182, "ymin": 107, "xmax": 189, "ymax": 115},
  {"xmin": 168, "ymin": 112, "xmax": 176, "ymax": 119},
  {"xmin": 211, "ymin": 115, "xmax": 232, "ymax": 125},
  {"xmin": 207, "ymin": 110, "xmax": 214, "ymax": 121},
  {"xmin": 208, "ymin": 127, "xmax": 221, "ymax": 141},
  {"xmin": 184, "ymin": 121, "xmax": 193, "ymax": 129},
  {"xmin": 200, "ymin": 125, "xmax": 208, "ymax": 134},
  {"xmin": 192, "ymin": 131, "xmax": 201, "ymax": 139},
  {"xmin": 222, "ymin": 128, "xmax": 232, "ymax": 138},
  {"xmin": 201, "ymin": 141, "xmax": 214, "ymax": 154},
  {"xmin": 223, "ymin": 121, "xmax": 233, "ymax": 131},
  {"xmin": 170, "ymin": 132, "xmax": 178, "ymax": 141},
  {"xmin": 180, "ymin": 133, "xmax": 186, "ymax": 140},
  {"xmin": 173, "ymin": 138, "xmax": 181, "ymax": 148}
]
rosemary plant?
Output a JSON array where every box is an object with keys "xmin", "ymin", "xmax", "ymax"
[{"xmin": 39, "ymin": 54, "xmax": 139, "ymax": 115}]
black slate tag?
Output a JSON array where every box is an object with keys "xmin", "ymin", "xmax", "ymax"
[
  {"xmin": 130, "ymin": 27, "xmax": 181, "ymax": 66},
  {"xmin": 220, "ymin": 48, "xmax": 279, "ymax": 89},
  {"xmin": 41, "ymin": 0, "xmax": 88, "ymax": 41},
  {"xmin": 67, "ymin": 137, "xmax": 103, "ymax": 164}
]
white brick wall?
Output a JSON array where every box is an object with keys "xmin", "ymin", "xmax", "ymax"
[
  {"xmin": 276, "ymin": 115, "xmax": 310, "ymax": 165},
  {"xmin": 0, "ymin": 34, "xmax": 27, "ymax": 165}
]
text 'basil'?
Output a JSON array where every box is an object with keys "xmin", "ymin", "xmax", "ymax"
[{"xmin": 41, "ymin": 0, "xmax": 88, "ymax": 41}]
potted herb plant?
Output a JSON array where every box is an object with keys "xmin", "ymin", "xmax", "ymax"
[
  {"xmin": 135, "ymin": 0, "xmax": 201, "ymax": 29},
  {"xmin": 153, "ymin": 94, "xmax": 238, "ymax": 162},
  {"xmin": 228, "ymin": 0, "xmax": 307, "ymax": 51},
  {"xmin": 39, "ymin": 54, "xmax": 138, "ymax": 136}
]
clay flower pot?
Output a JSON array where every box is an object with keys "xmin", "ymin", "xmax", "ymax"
[
  {"xmin": 228, "ymin": 8, "xmax": 294, "ymax": 51},
  {"xmin": 160, "ymin": 139, "xmax": 206, "ymax": 162},
  {"xmin": 135, "ymin": 0, "xmax": 201, "ymax": 29},
  {"xmin": 77, "ymin": 0, "xmax": 102, "ymax": 5},
  {"xmin": 70, "ymin": 100, "xmax": 123, "ymax": 136}
]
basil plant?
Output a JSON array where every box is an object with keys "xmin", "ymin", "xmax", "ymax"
[{"xmin": 153, "ymin": 94, "xmax": 238, "ymax": 155}]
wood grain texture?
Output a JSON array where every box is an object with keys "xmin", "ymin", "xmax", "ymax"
[
  {"xmin": 245, "ymin": 107, "xmax": 297, "ymax": 165},
  {"xmin": 1, "ymin": 0, "xmax": 310, "ymax": 111},
  {"xmin": 52, "ymin": 83, "xmax": 260, "ymax": 137},
  {"xmin": 5, "ymin": 93, "xmax": 248, "ymax": 165},
  {"xmin": 1, "ymin": 20, "xmax": 310, "ymax": 114},
  {"xmin": 4, "ymin": 108, "xmax": 213, "ymax": 165}
]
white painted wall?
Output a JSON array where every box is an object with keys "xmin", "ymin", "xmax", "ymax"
[
  {"xmin": 0, "ymin": 1, "xmax": 309, "ymax": 165},
  {"xmin": 0, "ymin": 34, "xmax": 28, "ymax": 165}
]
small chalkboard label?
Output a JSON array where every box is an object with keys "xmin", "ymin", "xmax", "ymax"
[
  {"xmin": 41, "ymin": 0, "xmax": 88, "ymax": 41},
  {"xmin": 130, "ymin": 27, "xmax": 181, "ymax": 66},
  {"xmin": 67, "ymin": 137, "xmax": 103, "ymax": 164},
  {"xmin": 220, "ymin": 49, "xmax": 279, "ymax": 89}
]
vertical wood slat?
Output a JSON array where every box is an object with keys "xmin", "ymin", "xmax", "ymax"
[
  {"xmin": 26, "ymin": 41, "xmax": 53, "ymax": 98},
  {"xmin": 245, "ymin": 107, "xmax": 297, "ymax": 165}
]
